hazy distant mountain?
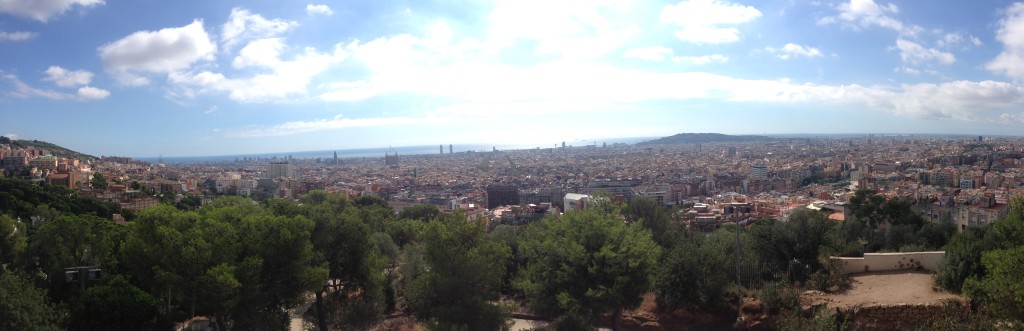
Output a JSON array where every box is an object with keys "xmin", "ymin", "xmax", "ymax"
[
  {"xmin": 638, "ymin": 133, "xmax": 771, "ymax": 145},
  {"xmin": 0, "ymin": 136, "xmax": 97, "ymax": 161}
]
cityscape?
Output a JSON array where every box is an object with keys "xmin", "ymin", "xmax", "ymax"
[{"xmin": 5, "ymin": 0, "xmax": 1024, "ymax": 330}]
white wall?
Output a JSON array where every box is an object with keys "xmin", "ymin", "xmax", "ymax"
[{"xmin": 832, "ymin": 251, "xmax": 945, "ymax": 275}]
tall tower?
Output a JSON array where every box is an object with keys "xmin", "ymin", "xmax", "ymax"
[
  {"xmin": 333, "ymin": 151, "xmax": 338, "ymax": 164},
  {"xmin": 449, "ymin": 144, "xmax": 453, "ymax": 154},
  {"xmin": 440, "ymin": 145, "xmax": 443, "ymax": 154}
]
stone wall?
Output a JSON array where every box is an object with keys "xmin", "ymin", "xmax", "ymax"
[
  {"xmin": 842, "ymin": 302, "xmax": 960, "ymax": 331},
  {"xmin": 832, "ymin": 251, "xmax": 944, "ymax": 275}
]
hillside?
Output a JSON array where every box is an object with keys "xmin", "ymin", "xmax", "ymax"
[
  {"xmin": 0, "ymin": 136, "xmax": 98, "ymax": 161},
  {"xmin": 638, "ymin": 133, "xmax": 771, "ymax": 145}
]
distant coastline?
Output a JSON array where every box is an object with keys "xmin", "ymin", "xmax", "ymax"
[{"xmin": 136, "ymin": 137, "xmax": 657, "ymax": 163}]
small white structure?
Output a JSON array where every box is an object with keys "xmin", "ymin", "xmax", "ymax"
[{"xmin": 563, "ymin": 193, "xmax": 590, "ymax": 212}]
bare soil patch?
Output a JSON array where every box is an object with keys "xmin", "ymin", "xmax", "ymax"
[{"xmin": 804, "ymin": 270, "xmax": 962, "ymax": 309}]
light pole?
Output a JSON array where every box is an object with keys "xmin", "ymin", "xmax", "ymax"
[{"xmin": 727, "ymin": 205, "xmax": 751, "ymax": 287}]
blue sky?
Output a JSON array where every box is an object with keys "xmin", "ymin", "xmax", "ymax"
[{"xmin": 3, "ymin": 0, "xmax": 1024, "ymax": 157}]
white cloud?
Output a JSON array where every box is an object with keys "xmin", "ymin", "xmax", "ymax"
[
  {"xmin": 672, "ymin": 54, "xmax": 728, "ymax": 64},
  {"xmin": 232, "ymin": 38, "xmax": 285, "ymax": 69},
  {"xmin": 3, "ymin": 133, "xmax": 18, "ymax": 140},
  {"xmin": 169, "ymin": 45, "xmax": 341, "ymax": 103},
  {"xmin": 766, "ymin": 43, "xmax": 823, "ymax": 60},
  {"xmin": 221, "ymin": 7, "xmax": 297, "ymax": 52},
  {"xmin": 226, "ymin": 114, "xmax": 447, "ymax": 137},
  {"xmin": 895, "ymin": 39, "xmax": 954, "ymax": 65},
  {"xmin": 819, "ymin": 0, "xmax": 922, "ymax": 35},
  {"xmin": 486, "ymin": 0, "xmax": 638, "ymax": 59},
  {"xmin": 661, "ymin": 0, "xmax": 761, "ymax": 44},
  {"xmin": 937, "ymin": 31, "xmax": 981, "ymax": 49},
  {"xmin": 76, "ymin": 86, "xmax": 109, "ymax": 100},
  {"xmin": 623, "ymin": 46, "xmax": 673, "ymax": 62},
  {"xmin": 98, "ymin": 20, "xmax": 216, "ymax": 86},
  {"xmin": 205, "ymin": 105, "xmax": 218, "ymax": 114},
  {"xmin": 0, "ymin": 30, "xmax": 37, "ymax": 41},
  {"xmin": 43, "ymin": 66, "xmax": 93, "ymax": 87},
  {"xmin": 306, "ymin": 4, "xmax": 333, "ymax": 16},
  {"xmin": 1, "ymin": 71, "xmax": 106, "ymax": 101},
  {"xmin": 988, "ymin": 3, "xmax": 1024, "ymax": 81},
  {"xmin": 0, "ymin": 0, "xmax": 103, "ymax": 23}
]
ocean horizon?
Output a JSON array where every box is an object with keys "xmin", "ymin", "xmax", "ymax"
[{"xmin": 136, "ymin": 137, "xmax": 656, "ymax": 164}]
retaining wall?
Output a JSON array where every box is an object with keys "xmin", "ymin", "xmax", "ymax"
[{"xmin": 832, "ymin": 251, "xmax": 944, "ymax": 275}]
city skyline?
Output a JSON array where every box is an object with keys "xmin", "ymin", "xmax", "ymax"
[{"xmin": 4, "ymin": 0, "xmax": 1024, "ymax": 157}]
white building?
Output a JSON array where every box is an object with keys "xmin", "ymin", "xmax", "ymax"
[{"xmin": 563, "ymin": 193, "xmax": 591, "ymax": 212}]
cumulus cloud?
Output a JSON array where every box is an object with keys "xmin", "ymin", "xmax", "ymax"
[
  {"xmin": 672, "ymin": 54, "xmax": 728, "ymax": 64},
  {"xmin": 0, "ymin": 0, "xmax": 103, "ymax": 23},
  {"xmin": 221, "ymin": 7, "xmax": 297, "ymax": 51},
  {"xmin": 766, "ymin": 43, "xmax": 823, "ymax": 60},
  {"xmin": 43, "ymin": 66, "xmax": 93, "ymax": 87},
  {"xmin": 306, "ymin": 4, "xmax": 333, "ymax": 16},
  {"xmin": 76, "ymin": 86, "xmax": 109, "ymax": 100},
  {"xmin": 623, "ymin": 46, "xmax": 674, "ymax": 62},
  {"xmin": 819, "ymin": 0, "xmax": 922, "ymax": 35},
  {"xmin": 226, "ymin": 114, "xmax": 446, "ymax": 137},
  {"xmin": 169, "ymin": 46, "xmax": 341, "ymax": 102},
  {"xmin": 895, "ymin": 39, "xmax": 955, "ymax": 65},
  {"xmin": 98, "ymin": 20, "xmax": 216, "ymax": 86},
  {"xmin": 661, "ymin": 0, "xmax": 761, "ymax": 44},
  {"xmin": 987, "ymin": 3, "xmax": 1024, "ymax": 81},
  {"xmin": 0, "ymin": 30, "xmax": 37, "ymax": 41}
]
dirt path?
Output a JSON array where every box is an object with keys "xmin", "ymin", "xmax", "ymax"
[
  {"xmin": 289, "ymin": 293, "xmax": 315, "ymax": 331},
  {"xmin": 807, "ymin": 270, "xmax": 961, "ymax": 308}
]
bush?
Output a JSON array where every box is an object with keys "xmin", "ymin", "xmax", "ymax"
[
  {"xmin": 777, "ymin": 307, "xmax": 848, "ymax": 331},
  {"xmin": 759, "ymin": 281, "xmax": 799, "ymax": 314}
]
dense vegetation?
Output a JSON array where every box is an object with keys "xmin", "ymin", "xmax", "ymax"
[
  {"xmin": 1, "ymin": 179, "xmax": 1023, "ymax": 330},
  {"xmin": 0, "ymin": 137, "xmax": 98, "ymax": 161}
]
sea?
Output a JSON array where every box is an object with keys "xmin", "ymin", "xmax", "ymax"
[{"xmin": 136, "ymin": 137, "xmax": 657, "ymax": 164}]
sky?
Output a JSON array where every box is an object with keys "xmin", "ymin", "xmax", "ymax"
[{"xmin": 3, "ymin": 0, "xmax": 1024, "ymax": 157}]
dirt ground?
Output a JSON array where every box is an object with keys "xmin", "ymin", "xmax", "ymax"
[{"xmin": 805, "ymin": 270, "xmax": 962, "ymax": 309}]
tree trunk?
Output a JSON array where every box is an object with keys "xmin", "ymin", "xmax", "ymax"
[
  {"xmin": 612, "ymin": 307, "xmax": 623, "ymax": 331},
  {"xmin": 316, "ymin": 290, "xmax": 329, "ymax": 331}
]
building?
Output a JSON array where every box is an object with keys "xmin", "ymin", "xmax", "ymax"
[
  {"xmin": 954, "ymin": 194, "xmax": 1007, "ymax": 231},
  {"xmin": 751, "ymin": 162, "xmax": 768, "ymax": 179},
  {"xmin": 563, "ymin": 193, "xmax": 590, "ymax": 212},
  {"xmin": 45, "ymin": 172, "xmax": 75, "ymax": 188},
  {"xmin": 28, "ymin": 155, "xmax": 59, "ymax": 171},
  {"xmin": 584, "ymin": 178, "xmax": 640, "ymax": 198},
  {"xmin": 385, "ymin": 152, "xmax": 399, "ymax": 167},
  {"xmin": 486, "ymin": 184, "xmax": 519, "ymax": 209},
  {"xmin": 268, "ymin": 162, "xmax": 296, "ymax": 179}
]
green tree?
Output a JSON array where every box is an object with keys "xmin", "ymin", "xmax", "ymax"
[
  {"xmin": 399, "ymin": 203, "xmax": 441, "ymax": 222},
  {"xmin": 29, "ymin": 214, "xmax": 125, "ymax": 300},
  {"xmin": 406, "ymin": 213, "xmax": 512, "ymax": 331},
  {"xmin": 519, "ymin": 209, "xmax": 661, "ymax": 331},
  {"xmin": 231, "ymin": 212, "xmax": 327, "ymax": 331},
  {"xmin": 936, "ymin": 225, "xmax": 999, "ymax": 293},
  {"xmin": 655, "ymin": 232, "xmax": 730, "ymax": 310},
  {"xmin": 994, "ymin": 195, "xmax": 1024, "ymax": 247},
  {"xmin": 91, "ymin": 172, "xmax": 108, "ymax": 190},
  {"xmin": 622, "ymin": 196, "xmax": 676, "ymax": 247},
  {"xmin": 963, "ymin": 246, "xmax": 1024, "ymax": 321},
  {"xmin": 0, "ymin": 214, "xmax": 26, "ymax": 273},
  {"xmin": 67, "ymin": 276, "xmax": 164, "ymax": 331},
  {"xmin": 0, "ymin": 272, "xmax": 61, "ymax": 331}
]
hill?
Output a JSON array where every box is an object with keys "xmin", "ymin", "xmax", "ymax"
[
  {"xmin": 0, "ymin": 136, "xmax": 97, "ymax": 161},
  {"xmin": 638, "ymin": 133, "xmax": 771, "ymax": 145}
]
